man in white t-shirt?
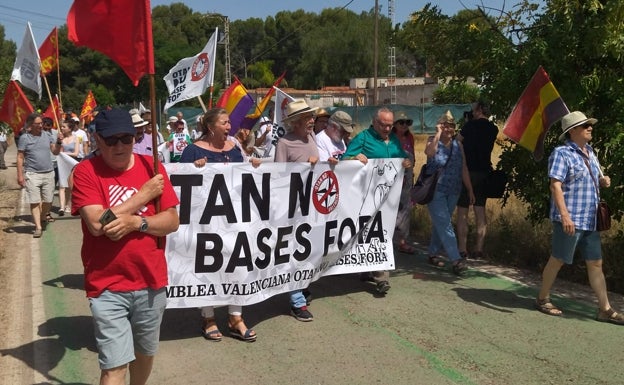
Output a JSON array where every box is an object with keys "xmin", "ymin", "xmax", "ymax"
[{"xmin": 316, "ymin": 111, "xmax": 354, "ymax": 164}]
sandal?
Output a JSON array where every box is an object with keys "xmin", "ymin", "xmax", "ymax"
[
  {"xmin": 45, "ymin": 213, "xmax": 55, "ymax": 223},
  {"xmin": 201, "ymin": 317, "xmax": 223, "ymax": 341},
  {"xmin": 397, "ymin": 241, "xmax": 415, "ymax": 254},
  {"xmin": 535, "ymin": 298, "xmax": 562, "ymax": 316},
  {"xmin": 428, "ymin": 255, "xmax": 445, "ymax": 267},
  {"xmin": 452, "ymin": 260, "xmax": 468, "ymax": 276},
  {"xmin": 596, "ymin": 308, "xmax": 624, "ymax": 325},
  {"xmin": 228, "ymin": 316, "xmax": 257, "ymax": 342}
]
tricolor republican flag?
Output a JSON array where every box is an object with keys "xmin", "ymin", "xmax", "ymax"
[{"xmin": 503, "ymin": 66, "xmax": 569, "ymax": 160}]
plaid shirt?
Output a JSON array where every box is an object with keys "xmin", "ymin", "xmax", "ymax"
[{"xmin": 548, "ymin": 141, "xmax": 601, "ymax": 230}]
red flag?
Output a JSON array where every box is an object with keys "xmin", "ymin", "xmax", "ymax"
[
  {"xmin": 0, "ymin": 81, "xmax": 35, "ymax": 136},
  {"xmin": 80, "ymin": 90, "xmax": 97, "ymax": 123},
  {"xmin": 216, "ymin": 77, "xmax": 255, "ymax": 134},
  {"xmin": 503, "ymin": 66, "xmax": 569, "ymax": 161},
  {"xmin": 67, "ymin": 0, "xmax": 154, "ymax": 86},
  {"xmin": 38, "ymin": 27, "xmax": 59, "ymax": 76},
  {"xmin": 42, "ymin": 94, "xmax": 61, "ymax": 127}
]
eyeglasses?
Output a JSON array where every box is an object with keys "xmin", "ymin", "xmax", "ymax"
[
  {"xmin": 580, "ymin": 123, "xmax": 593, "ymax": 129},
  {"xmin": 102, "ymin": 134, "xmax": 134, "ymax": 146},
  {"xmin": 395, "ymin": 119, "xmax": 413, "ymax": 126}
]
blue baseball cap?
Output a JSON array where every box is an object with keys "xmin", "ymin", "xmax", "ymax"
[{"xmin": 95, "ymin": 109, "xmax": 136, "ymax": 138}]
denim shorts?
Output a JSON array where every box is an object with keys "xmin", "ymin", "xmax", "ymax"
[
  {"xmin": 89, "ymin": 288, "xmax": 167, "ymax": 370},
  {"xmin": 551, "ymin": 221, "xmax": 602, "ymax": 264}
]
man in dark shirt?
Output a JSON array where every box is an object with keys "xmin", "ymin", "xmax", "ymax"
[{"xmin": 456, "ymin": 101, "xmax": 498, "ymax": 259}]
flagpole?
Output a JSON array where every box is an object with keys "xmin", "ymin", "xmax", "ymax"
[
  {"xmin": 197, "ymin": 96, "xmax": 208, "ymax": 112},
  {"xmin": 41, "ymin": 75, "xmax": 60, "ymax": 130},
  {"xmin": 54, "ymin": 27, "xmax": 62, "ymax": 109}
]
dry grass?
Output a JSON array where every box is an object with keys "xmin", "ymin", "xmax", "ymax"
[{"xmin": 408, "ymin": 134, "xmax": 624, "ymax": 293}]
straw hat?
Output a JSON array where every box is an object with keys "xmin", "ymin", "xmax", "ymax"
[
  {"xmin": 282, "ymin": 99, "xmax": 318, "ymax": 123},
  {"xmin": 558, "ymin": 111, "xmax": 597, "ymax": 141},
  {"xmin": 131, "ymin": 114, "xmax": 149, "ymax": 128},
  {"xmin": 437, "ymin": 110, "xmax": 455, "ymax": 125}
]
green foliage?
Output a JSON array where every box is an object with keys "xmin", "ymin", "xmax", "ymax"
[
  {"xmin": 432, "ymin": 81, "xmax": 480, "ymax": 104},
  {"xmin": 0, "ymin": 25, "xmax": 16, "ymax": 95}
]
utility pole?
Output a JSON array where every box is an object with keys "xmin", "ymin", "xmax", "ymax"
[
  {"xmin": 205, "ymin": 13, "xmax": 231, "ymax": 87},
  {"xmin": 373, "ymin": 0, "xmax": 379, "ymax": 106}
]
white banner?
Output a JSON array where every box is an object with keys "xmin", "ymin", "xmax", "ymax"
[
  {"xmin": 163, "ymin": 28, "xmax": 218, "ymax": 111},
  {"xmin": 164, "ymin": 159, "xmax": 404, "ymax": 308},
  {"xmin": 57, "ymin": 152, "xmax": 79, "ymax": 188},
  {"xmin": 11, "ymin": 22, "xmax": 41, "ymax": 98}
]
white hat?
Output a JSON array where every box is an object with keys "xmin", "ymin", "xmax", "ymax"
[
  {"xmin": 131, "ymin": 114, "xmax": 149, "ymax": 128},
  {"xmin": 168, "ymin": 116, "xmax": 178, "ymax": 123},
  {"xmin": 282, "ymin": 99, "xmax": 318, "ymax": 123},
  {"xmin": 558, "ymin": 111, "xmax": 597, "ymax": 141}
]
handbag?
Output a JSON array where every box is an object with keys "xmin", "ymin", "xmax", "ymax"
[
  {"xmin": 484, "ymin": 169, "xmax": 508, "ymax": 198},
  {"xmin": 582, "ymin": 157, "xmax": 611, "ymax": 231},
  {"xmin": 411, "ymin": 140, "xmax": 454, "ymax": 205},
  {"xmin": 596, "ymin": 201, "xmax": 611, "ymax": 232},
  {"xmin": 411, "ymin": 165, "xmax": 442, "ymax": 205}
]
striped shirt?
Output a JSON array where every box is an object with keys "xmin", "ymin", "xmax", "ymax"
[{"xmin": 548, "ymin": 141, "xmax": 601, "ymax": 231}]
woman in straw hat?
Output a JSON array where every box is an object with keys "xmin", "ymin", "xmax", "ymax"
[
  {"xmin": 424, "ymin": 110, "xmax": 474, "ymax": 275},
  {"xmin": 535, "ymin": 111, "xmax": 624, "ymax": 325},
  {"xmin": 180, "ymin": 108, "xmax": 260, "ymax": 342}
]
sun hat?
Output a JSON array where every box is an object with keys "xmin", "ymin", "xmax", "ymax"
[
  {"xmin": 437, "ymin": 110, "xmax": 455, "ymax": 125},
  {"xmin": 315, "ymin": 108, "xmax": 330, "ymax": 119},
  {"xmin": 394, "ymin": 111, "xmax": 413, "ymax": 126},
  {"xmin": 282, "ymin": 99, "xmax": 318, "ymax": 123},
  {"xmin": 131, "ymin": 113, "xmax": 149, "ymax": 128},
  {"xmin": 168, "ymin": 116, "xmax": 179, "ymax": 123},
  {"xmin": 329, "ymin": 111, "xmax": 354, "ymax": 133},
  {"xmin": 95, "ymin": 109, "xmax": 136, "ymax": 138},
  {"xmin": 558, "ymin": 111, "xmax": 597, "ymax": 141}
]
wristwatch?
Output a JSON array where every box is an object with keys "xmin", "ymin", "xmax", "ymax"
[{"xmin": 139, "ymin": 217, "xmax": 148, "ymax": 232}]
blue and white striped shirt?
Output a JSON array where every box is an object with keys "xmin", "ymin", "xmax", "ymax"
[{"xmin": 548, "ymin": 141, "xmax": 601, "ymax": 230}]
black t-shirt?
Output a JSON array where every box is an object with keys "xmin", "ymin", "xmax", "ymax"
[{"xmin": 459, "ymin": 118, "xmax": 498, "ymax": 172}]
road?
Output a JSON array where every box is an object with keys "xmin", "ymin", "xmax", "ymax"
[{"xmin": 0, "ymin": 144, "xmax": 622, "ymax": 385}]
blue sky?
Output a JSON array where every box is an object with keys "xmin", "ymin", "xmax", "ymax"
[{"xmin": 1, "ymin": 0, "xmax": 522, "ymax": 46}]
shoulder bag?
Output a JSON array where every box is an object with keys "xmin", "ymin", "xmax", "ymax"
[
  {"xmin": 582, "ymin": 156, "xmax": 611, "ymax": 231},
  {"xmin": 411, "ymin": 140, "xmax": 454, "ymax": 205}
]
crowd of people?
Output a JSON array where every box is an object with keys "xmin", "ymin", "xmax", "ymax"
[{"xmin": 7, "ymin": 100, "xmax": 624, "ymax": 385}]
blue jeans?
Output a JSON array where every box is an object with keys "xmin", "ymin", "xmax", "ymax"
[
  {"xmin": 427, "ymin": 189, "xmax": 461, "ymax": 263},
  {"xmin": 290, "ymin": 290, "xmax": 306, "ymax": 309}
]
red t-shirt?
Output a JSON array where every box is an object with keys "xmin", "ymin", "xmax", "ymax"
[{"xmin": 72, "ymin": 154, "xmax": 179, "ymax": 298}]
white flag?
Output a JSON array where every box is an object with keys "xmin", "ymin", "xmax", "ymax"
[
  {"xmin": 163, "ymin": 28, "xmax": 218, "ymax": 111},
  {"xmin": 11, "ymin": 22, "xmax": 42, "ymax": 98},
  {"xmin": 273, "ymin": 86, "xmax": 296, "ymax": 128}
]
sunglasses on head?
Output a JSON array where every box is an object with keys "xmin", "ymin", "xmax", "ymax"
[
  {"xmin": 102, "ymin": 134, "xmax": 134, "ymax": 146},
  {"xmin": 396, "ymin": 119, "xmax": 413, "ymax": 126}
]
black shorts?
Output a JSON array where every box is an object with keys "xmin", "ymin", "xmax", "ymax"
[{"xmin": 457, "ymin": 171, "xmax": 489, "ymax": 207}]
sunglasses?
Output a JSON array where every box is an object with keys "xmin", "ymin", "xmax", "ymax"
[
  {"xmin": 580, "ymin": 123, "xmax": 593, "ymax": 129},
  {"xmin": 102, "ymin": 134, "xmax": 134, "ymax": 146},
  {"xmin": 395, "ymin": 119, "xmax": 413, "ymax": 126}
]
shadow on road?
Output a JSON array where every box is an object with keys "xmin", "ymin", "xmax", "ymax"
[{"xmin": 1, "ymin": 316, "xmax": 95, "ymax": 385}]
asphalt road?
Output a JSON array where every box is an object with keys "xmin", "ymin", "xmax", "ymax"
[{"xmin": 1, "ymin": 145, "xmax": 623, "ymax": 385}]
